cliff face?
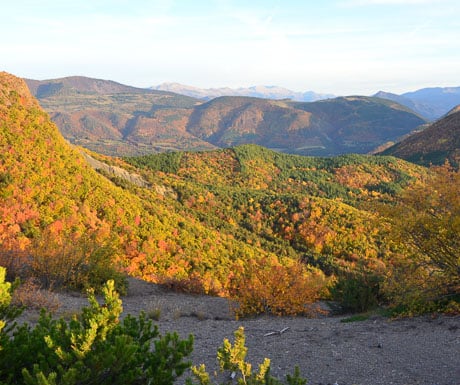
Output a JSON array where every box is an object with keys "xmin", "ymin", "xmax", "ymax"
[{"xmin": 79, "ymin": 150, "xmax": 150, "ymax": 188}]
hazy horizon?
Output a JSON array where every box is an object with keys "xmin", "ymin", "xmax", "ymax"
[
  {"xmin": 2, "ymin": 0, "xmax": 459, "ymax": 96},
  {"xmin": 24, "ymin": 74, "xmax": 460, "ymax": 98}
]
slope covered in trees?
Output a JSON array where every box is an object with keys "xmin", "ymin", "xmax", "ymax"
[
  {"xmin": 0, "ymin": 72, "xmax": 282, "ymax": 298},
  {"xmin": 124, "ymin": 145, "xmax": 434, "ymax": 312},
  {"xmin": 380, "ymin": 108, "xmax": 460, "ymax": 166}
]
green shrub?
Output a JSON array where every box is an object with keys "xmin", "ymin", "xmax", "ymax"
[
  {"xmin": 187, "ymin": 327, "xmax": 308, "ymax": 385},
  {"xmin": 330, "ymin": 269, "xmax": 382, "ymax": 313},
  {"xmin": 385, "ymin": 293, "xmax": 460, "ymax": 317},
  {"xmin": 0, "ymin": 279, "xmax": 193, "ymax": 385},
  {"xmin": 0, "ymin": 266, "xmax": 22, "ymax": 335},
  {"xmin": 0, "ymin": 267, "xmax": 12, "ymax": 310}
]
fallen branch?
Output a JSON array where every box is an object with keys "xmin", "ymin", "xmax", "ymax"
[{"xmin": 264, "ymin": 327, "xmax": 290, "ymax": 337}]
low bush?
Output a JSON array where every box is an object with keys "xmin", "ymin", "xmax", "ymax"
[
  {"xmin": 330, "ymin": 268, "xmax": 382, "ymax": 313},
  {"xmin": 29, "ymin": 230, "xmax": 128, "ymax": 295},
  {"xmin": 0, "ymin": 233, "xmax": 127, "ymax": 296},
  {"xmin": 187, "ymin": 327, "xmax": 308, "ymax": 385},
  {"xmin": 228, "ymin": 257, "xmax": 329, "ymax": 318},
  {"xmin": 11, "ymin": 277, "xmax": 60, "ymax": 313}
]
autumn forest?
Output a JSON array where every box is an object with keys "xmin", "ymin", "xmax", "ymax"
[{"xmin": 1, "ymin": 72, "xmax": 459, "ymax": 317}]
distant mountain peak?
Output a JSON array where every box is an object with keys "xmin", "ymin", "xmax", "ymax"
[
  {"xmin": 152, "ymin": 82, "xmax": 334, "ymax": 102},
  {"xmin": 375, "ymin": 86, "xmax": 460, "ymax": 120}
]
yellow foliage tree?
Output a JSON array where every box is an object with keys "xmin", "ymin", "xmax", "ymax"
[{"xmin": 381, "ymin": 162, "xmax": 460, "ymax": 313}]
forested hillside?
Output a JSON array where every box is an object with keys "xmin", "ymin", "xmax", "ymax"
[
  {"xmin": 2, "ymin": 72, "xmax": 458, "ymax": 316},
  {"xmin": 1, "ymin": 72, "xmax": 280, "ymax": 298},
  {"xmin": 126, "ymin": 144, "xmax": 422, "ymax": 266},
  {"xmin": 380, "ymin": 108, "xmax": 460, "ymax": 166}
]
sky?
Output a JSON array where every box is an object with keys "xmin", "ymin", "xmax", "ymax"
[{"xmin": 2, "ymin": 0, "xmax": 459, "ymax": 95}]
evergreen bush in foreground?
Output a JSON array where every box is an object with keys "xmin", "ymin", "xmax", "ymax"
[
  {"xmin": 0, "ymin": 274, "xmax": 193, "ymax": 385},
  {"xmin": 0, "ymin": 269, "xmax": 308, "ymax": 385}
]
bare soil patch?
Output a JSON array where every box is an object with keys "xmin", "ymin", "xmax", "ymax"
[{"xmin": 18, "ymin": 277, "xmax": 460, "ymax": 385}]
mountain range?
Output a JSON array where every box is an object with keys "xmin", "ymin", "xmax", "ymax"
[
  {"xmin": 25, "ymin": 76, "xmax": 212, "ymax": 156},
  {"xmin": 374, "ymin": 87, "xmax": 460, "ymax": 121},
  {"xmin": 25, "ymin": 76, "xmax": 427, "ymax": 157},
  {"xmin": 152, "ymin": 82, "xmax": 335, "ymax": 102},
  {"xmin": 185, "ymin": 95, "xmax": 426, "ymax": 156},
  {"xmin": 153, "ymin": 82, "xmax": 460, "ymax": 121}
]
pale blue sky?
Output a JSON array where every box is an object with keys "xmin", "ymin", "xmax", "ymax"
[{"xmin": 2, "ymin": 0, "xmax": 459, "ymax": 95}]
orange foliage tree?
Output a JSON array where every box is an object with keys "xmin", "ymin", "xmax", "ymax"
[{"xmin": 228, "ymin": 255, "xmax": 330, "ymax": 318}]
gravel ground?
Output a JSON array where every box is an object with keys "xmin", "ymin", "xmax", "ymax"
[{"xmin": 18, "ymin": 277, "xmax": 460, "ymax": 385}]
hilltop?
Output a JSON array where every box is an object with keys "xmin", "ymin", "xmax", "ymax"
[
  {"xmin": 25, "ymin": 75, "xmax": 155, "ymax": 96},
  {"xmin": 287, "ymin": 96, "xmax": 426, "ymax": 155}
]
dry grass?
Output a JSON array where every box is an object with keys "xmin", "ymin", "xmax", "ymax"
[{"xmin": 11, "ymin": 277, "xmax": 61, "ymax": 313}]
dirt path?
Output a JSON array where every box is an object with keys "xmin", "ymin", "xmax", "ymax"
[{"xmin": 19, "ymin": 278, "xmax": 460, "ymax": 385}]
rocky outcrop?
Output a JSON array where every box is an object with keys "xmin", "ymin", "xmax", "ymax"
[{"xmin": 80, "ymin": 151, "xmax": 150, "ymax": 188}]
